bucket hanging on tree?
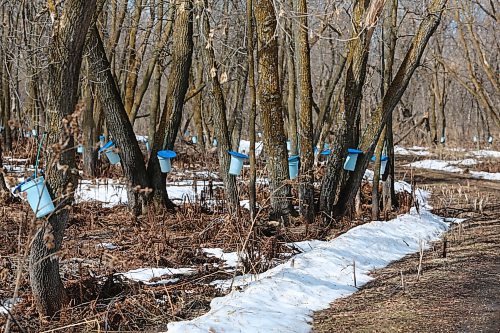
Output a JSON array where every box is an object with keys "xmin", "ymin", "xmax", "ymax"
[
  {"xmin": 371, "ymin": 155, "xmax": 389, "ymax": 176},
  {"xmin": 288, "ymin": 156, "xmax": 300, "ymax": 179},
  {"xmin": 16, "ymin": 176, "xmax": 55, "ymax": 218},
  {"xmin": 344, "ymin": 148, "xmax": 363, "ymax": 171},
  {"xmin": 228, "ymin": 151, "xmax": 249, "ymax": 176},
  {"xmin": 99, "ymin": 141, "xmax": 121, "ymax": 165},
  {"xmin": 157, "ymin": 150, "xmax": 177, "ymax": 173}
]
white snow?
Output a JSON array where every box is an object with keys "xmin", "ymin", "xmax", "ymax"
[
  {"xmin": 166, "ymin": 208, "xmax": 449, "ymax": 333},
  {"xmin": 470, "ymin": 171, "xmax": 500, "ymax": 181},
  {"xmin": 469, "ymin": 149, "xmax": 500, "ymax": 158},
  {"xmin": 75, "ymin": 179, "xmax": 127, "ymax": 207},
  {"xmin": 407, "ymin": 160, "xmax": 463, "ymax": 173},
  {"xmin": 96, "ymin": 242, "xmax": 119, "ymax": 250},
  {"xmin": 118, "ymin": 267, "xmax": 195, "ymax": 286},
  {"xmin": 406, "ymin": 159, "xmax": 500, "ymax": 181},
  {"xmin": 0, "ymin": 298, "xmax": 20, "ymax": 316},
  {"xmin": 394, "ymin": 146, "xmax": 431, "ymax": 156},
  {"xmin": 74, "ymin": 178, "xmax": 224, "ymax": 207},
  {"xmin": 238, "ymin": 140, "xmax": 264, "ymax": 156},
  {"xmin": 451, "ymin": 158, "xmax": 478, "ymax": 166},
  {"xmin": 203, "ymin": 248, "xmax": 241, "ymax": 269}
]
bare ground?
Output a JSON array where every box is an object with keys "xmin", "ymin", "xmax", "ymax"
[{"xmin": 313, "ymin": 169, "xmax": 500, "ymax": 333}]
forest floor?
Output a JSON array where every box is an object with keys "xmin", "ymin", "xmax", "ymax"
[
  {"xmin": 312, "ymin": 168, "xmax": 500, "ymax": 333},
  {"xmin": 1, "ymin": 143, "xmax": 499, "ymax": 332}
]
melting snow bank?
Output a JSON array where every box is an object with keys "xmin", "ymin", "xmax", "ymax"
[
  {"xmin": 406, "ymin": 159, "xmax": 500, "ymax": 181},
  {"xmin": 165, "ymin": 207, "xmax": 455, "ymax": 332}
]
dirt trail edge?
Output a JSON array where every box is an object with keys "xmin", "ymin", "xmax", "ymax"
[{"xmin": 312, "ymin": 170, "xmax": 500, "ymax": 333}]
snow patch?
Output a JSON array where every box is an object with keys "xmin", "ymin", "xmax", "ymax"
[
  {"xmin": 166, "ymin": 207, "xmax": 449, "ymax": 333},
  {"xmin": 118, "ymin": 267, "xmax": 195, "ymax": 285}
]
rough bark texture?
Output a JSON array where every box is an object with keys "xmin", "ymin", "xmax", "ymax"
[
  {"xmin": 319, "ymin": 0, "xmax": 374, "ymax": 217},
  {"xmin": 82, "ymin": 78, "xmax": 98, "ymax": 177},
  {"xmin": 147, "ymin": 0, "xmax": 193, "ymax": 208},
  {"xmin": 255, "ymin": 0, "xmax": 291, "ymax": 222},
  {"xmin": 230, "ymin": 69, "xmax": 248, "ymax": 152},
  {"xmin": 286, "ymin": 32, "xmax": 298, "ymax": 156},
  {"xmin": 85, "ymin": 26, "xmax": 152, "ymax": 213},
  {"xmin": 295, "ymin": 0, "xmax": 315, "ymax": 222},
  {"xmin": 334, "ymin": 0, "xmax": 448, "ymax": 216},
  {"xmin": 192, "ymin": 58, "xmax": 205, "ymax": 147},
  {"xmin": 200, "ymin": 0, "xmax": 239, "ymax": 212},
  {"xmin": 246, "ymin": 0, "xmax": 257, "ymax": 219},
  {"xmin": 29, "ymin": 0, "xmax": 96, "ymax": 318},
  {"xmin": 313, "ymin": 54, "xmax": 346, "ymax": 147}
]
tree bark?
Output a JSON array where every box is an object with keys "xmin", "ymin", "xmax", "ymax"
[
  {"xmin": 85, "ymin": 26, "xmax": 152, "ymax": 213},
  {"xmin": 319, "ymin": 0, "xmax": 377, "ymax": 217},
  {"xmin": 246, "ymin": 0, "xmax": 257, "ymax": 219},
  {"xmin": 199, "ymin": 0, "xmax": 239, "ymax": 212},
  {"xmin": 334, "ymin": 0, "xmax": 448, "ymax": 217},
  {"xmin": 255, "ymin": 0, "xmax": 291, "ymax": 223},
  {"xmin": 294, "ymin": 0, "xmax": 314, "ymax": 222},
  {"xmin": 30, "ymin": 0, "xmax": 96, "ymax": 318},
  {"xmin": 147, "ymin": 0, "xmax": 194, "ymax": 208}
]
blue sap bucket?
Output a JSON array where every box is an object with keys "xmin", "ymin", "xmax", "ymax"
[
  {"xmin": 320, "ymin": 149, "xmax": 332, "ymax": 156},
  {"xmin": 228, "ymin": 151, "xmax": 249, "ymax": 176},
  {"xmin": 192, "ymin": 136, "xmax": 198, "ymax": 144},
  {"xmin": 344, "ymin": 148, "xmax": 363, "ymax": 171},
  {"xmin": 99, "ymin": 141, "xmax": 121, "ymax": 165},
  {"xmin": 371, "ymin": 155, "xmax": 389, "ymax": 176},
  {"xmin": 157, "ymin": 150, "xmax": 177, "ymax": 173},
  {"xmin": 288, "ymin": 156, "xmax": 300, "ymax": 179},
  {"xmin": 19, "ymin": 176, "xmax": 55, "ymax": 218},
  {"xmin": 145, "ymin": 140, "xmax": 151, "ymax": 152},
  {"xmin": 77, "ymin": 144, "xmax": 84, "ymax": 154},
  {"xmin": 323, "ymin": 143, "xmax": 329, "ymax": 150}
]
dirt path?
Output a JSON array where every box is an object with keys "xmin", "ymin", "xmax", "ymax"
[{"xmin": 312, "ymin": 170, "xmax": 500, "ymax": 333}]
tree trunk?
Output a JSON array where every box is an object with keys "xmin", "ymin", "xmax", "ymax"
[
  {"xmin": 246, "ymin": 0, "xmax": 257, "ymax": 219},
  {"xmin": 230, "ymin": 67, "xmax": 248, "ymax": 151},
  {"xmin": 147, "ymin": 0, "xmax": 193, "ymax": 208},
  {"xmin": 82, "ymin": 78, "xmax": 98, "ymax": 177},
  {"xmin": 192, "ymin": 57, "xmax": 206, "ymax": 147},
  {"xmin": 314, "ymin": 53, "xmax": 346, "ymax": 147},
  {"xmin": 255, "ymin": 0, "xmax": 291, "ymax": 223},
  {"xmin": 294, "ymin": 0, "xmax": 314, "ymax": 222},
  {"xmin": 123, "ymin": 0, "xmax": 144, "ymax": 118},
  {"xmin": 286, "ymin": 32, "xmax": 298, "ymax": 156},
  {"xmin": 334, "ymin": 0, "xmax": 448, "ymax": 217},
  {"xmin": 200, "ymin": 0, "xmax": 239, "ymax": 212},
  {"xmin": 86, "ymin": 26, "xmax": 152, "ymax": 214},
  {"xmin": 319, "ymin": 0, "xmax": 378, "ymax": 218},
  {"xmin": 30, "ymin": 0, "xmax": 96, "ymax": 318}
]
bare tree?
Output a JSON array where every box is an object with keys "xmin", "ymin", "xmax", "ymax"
[
  {"xmin": 255, "ymin": 0, "xmax": 292, "ymax": 222},
  {"xmin": 29, "ymin": 0, "xmax": 96, "ymax": 318}
]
